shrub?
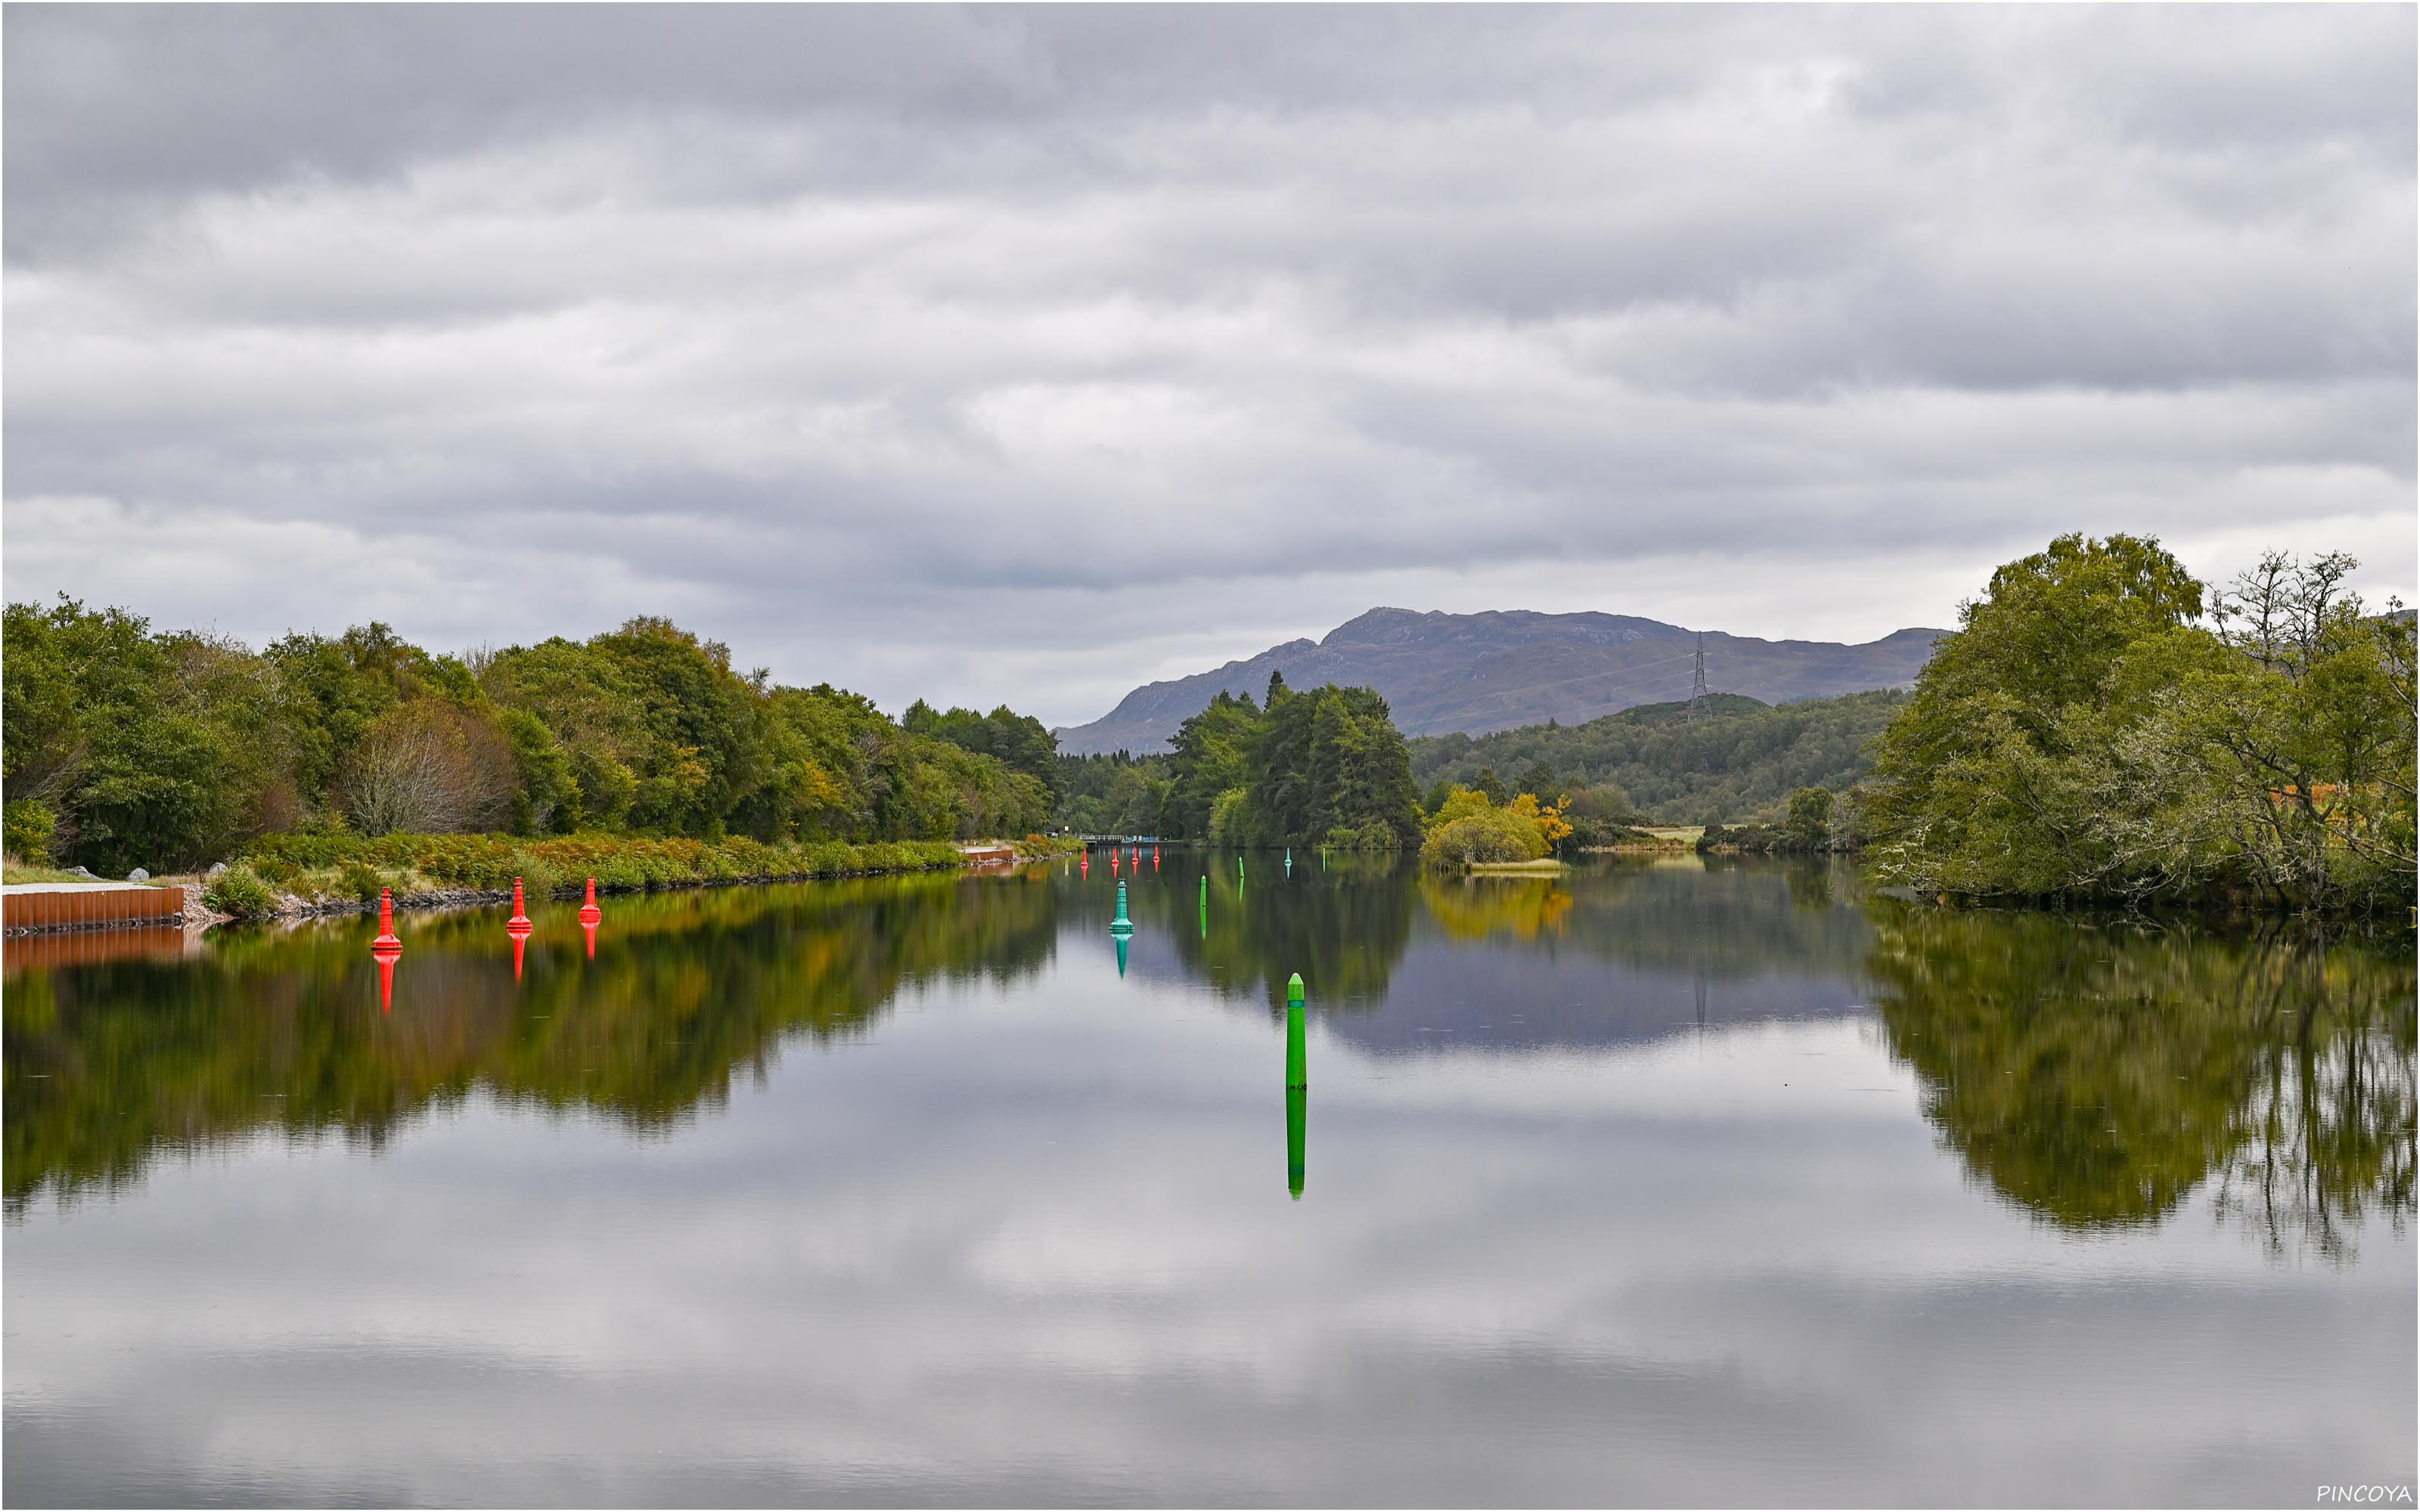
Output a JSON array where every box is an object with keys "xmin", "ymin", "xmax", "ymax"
[
  {"xmin": 1421, "ymin": 808, "xmax": 1550, "ymax": 869},
  {"xmin": 203, "ymin": 865, "xmax": 281, "ymax": 920},
  {"xmin": 3, "ymin": 799, "xmax": 57, "ymax": 863},
  {"xmin": 337, "ymin": 860, "xmax": 387, "ymax": 904}
]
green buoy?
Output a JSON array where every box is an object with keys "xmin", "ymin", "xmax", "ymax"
[
  {"xmin": 1286, "ymin": 971, "xmax": 1307, "ymax": 1198},
  {"xmin": 1109, "ymin": 880, "xmax": 1134, "ymax": 936},
  {"xmin": 1286, "ymin": 972, "xmax": 1306, "ymax": 1089}
]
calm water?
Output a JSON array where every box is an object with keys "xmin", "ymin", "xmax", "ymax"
[{"xmin": 5, "ymin": 856, "xmax": 2412, "ymax": 1507}]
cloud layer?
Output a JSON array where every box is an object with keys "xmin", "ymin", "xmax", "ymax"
[{"xmin": 5, "ymin": 6, "xmax": 2412, "ymax": 723}]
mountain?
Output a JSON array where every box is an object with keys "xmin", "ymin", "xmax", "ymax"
[{"xmin": 1054, "ymin": 608, "xmax": 1948, "ymax": 754}]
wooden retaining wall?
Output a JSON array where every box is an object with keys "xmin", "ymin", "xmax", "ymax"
[{"xmin": 3, "ymin": 886, "xmax": 187, "ymax": 934}]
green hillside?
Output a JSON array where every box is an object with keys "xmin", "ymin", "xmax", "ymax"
[{"xmin": 1407, "ymin": 689, "xmax": 1908, "ymax": 825}]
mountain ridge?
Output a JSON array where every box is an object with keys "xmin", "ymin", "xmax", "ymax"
[{"xmin": 1056, "ymin": 607, "xmax": 1948, "ymax": 754}]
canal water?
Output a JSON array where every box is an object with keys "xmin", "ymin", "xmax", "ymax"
[{"xmin": 5, "ymin": 856, "xmax": 2412, "ymax": 1506}]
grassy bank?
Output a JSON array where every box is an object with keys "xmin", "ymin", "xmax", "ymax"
[{"xmin": 206, "ymin": 832, "xmax": 1082, "ymax": 920}]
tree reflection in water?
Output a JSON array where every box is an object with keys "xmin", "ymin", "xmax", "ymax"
[
  {"xmin": 7, "ymin": 860, "xmax": 2411, "ymax": 1265},
  {"xmin": 1866, "ymin": 905, "xmax": 2414, "ymax": 1260},
  {"xmin": 4, "ymin": 871, "xmax": 1059, "ymax": 1215}
]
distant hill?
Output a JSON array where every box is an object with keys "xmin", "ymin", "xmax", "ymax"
[{"xmin": 1055, "ymin": 608, "xmax": 1947, "ymax": 754}]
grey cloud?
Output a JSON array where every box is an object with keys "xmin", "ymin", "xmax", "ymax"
[{"xmin": 4, "ymin": 5, "xmax": 2412, "ymax": 724}]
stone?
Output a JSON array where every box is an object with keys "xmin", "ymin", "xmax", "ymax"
[
  {"xmin": 208, "ymin": 862, "xmax": 229, "ymax": 875},
  {"xmin": 127, "ymin": 867, "xmax": 150, "ymax": 881},
  {"xmin": 72, "ymin": 866, "xmax": 96, "ymax": 878}
]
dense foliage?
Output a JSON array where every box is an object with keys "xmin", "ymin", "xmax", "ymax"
[
  {"xmin": 3, "ymin": 600, "xmax": 1053, "ymax": 873},
  {"xmin": 1407, "ymin": 689, "xmax": 1907, "ymax": 826},
  {"xmin": 1052, "ymin": 674, "xmax": 1422, "ymax": 847},
  {"xmin": 1053, "ymin": 750, "xmax": 1172, "ymax": 835},
  {"xmin": 1140, "ymin": 674, "xmax": 1423, "ymax": 847},
  {"xmin": 1861, "ymin": 536, "xmax": 2415, "ymax": 914}
]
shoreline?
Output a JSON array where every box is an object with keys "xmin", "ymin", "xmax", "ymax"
[{"xmin": 9, "ymin": 847, "xmax": 1077, "ymax": 939}]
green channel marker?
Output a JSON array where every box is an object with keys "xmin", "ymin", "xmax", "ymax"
[
  {"xmin": 1286, "ymin": 972, "xmax": 1306, "ymax": 1090},
  {"xmin": 1199, "ymin": 875, "xmax": 1208, "ymax": 907}
]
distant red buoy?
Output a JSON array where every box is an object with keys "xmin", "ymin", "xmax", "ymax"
[
  {"xmin": 1153, "ymin": 846, "xmax": 1161, "ymax": 869},
  {"xmin": 579, "ymin": 877, "xmax": 601, "ymax": 926},
  {"xmin": 1080, "ymin": 851, "xmax": 1089, "ymax": 877},
  {"xmin": 371, "ymin": 886, "xmax": 402, "ymax": 1011},
  {"xmin": 506, "ymin": 876, "xmax": 533, "ymax": 981}
]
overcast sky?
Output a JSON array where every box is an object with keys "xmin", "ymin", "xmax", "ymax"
[{"xmin": 5, "ymin": 5, "xmax": 2412, "ymax": 726}]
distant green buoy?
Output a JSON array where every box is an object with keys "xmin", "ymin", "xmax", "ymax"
[
  {"xmin": 1109, "ymin": 881, "xmax": 1134, "ymax": 937},
  {"xmin": 1284, "ymin": 847, "xmax": 1292, "ymax": 877}
]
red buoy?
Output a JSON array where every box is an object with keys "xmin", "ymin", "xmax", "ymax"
[
  {"xmin": 507, "ymin": 877, "xmax": 532, "ymax": 931},
  {"xmin": 579, "ymin": 877, "xmax": 601, "ymax": 926},
  {"xmin": 371, "ymin": 886, "xmax": 402, "ymax": 1012}
]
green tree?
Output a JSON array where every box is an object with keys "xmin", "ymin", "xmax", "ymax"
[
  {"xmin": 1784, "ymin": 787, "xmax": 1834, "ymax": 850},
  {"xmin": 1161, "ymin": 690, "xmax": 1260, "ymax": 838}
]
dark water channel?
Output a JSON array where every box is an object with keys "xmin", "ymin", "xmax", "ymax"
[{"xmin": 5, "ymin": 855, "xmax": 2412, "ymax": 1506}]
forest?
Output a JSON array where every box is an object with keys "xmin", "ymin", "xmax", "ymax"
[
  {"xmin": 2, "ymin": 600, "xmax": 1060, "ymax": 876},
  {"xmin": 1406, "ymin": 688, "xmax": 1907, "ymax": 826}
]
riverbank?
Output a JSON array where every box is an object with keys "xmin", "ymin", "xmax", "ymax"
[{"xmin": 196, "ymin": 831, "xmax": 1084, "ymax": 926}]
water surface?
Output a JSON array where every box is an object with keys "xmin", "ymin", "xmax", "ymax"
[{"xmin": 6, "ymin": 857, "xmax": 2412, "ymax": 1506}]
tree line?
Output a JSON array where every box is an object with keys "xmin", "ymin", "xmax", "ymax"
[
  {"xmin": 1407, "ymin": 689, "xmax": 1908, "ymax": 829},
  {"xmin": 2, "ymin": 600, "xmax": 1060, "ymax": 875},
  {"xmin": 1053, "ymin": 672, "xmax": 1425, "ymax": 847}
]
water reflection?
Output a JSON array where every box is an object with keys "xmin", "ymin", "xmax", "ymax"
[
  {"xmin": 6, "ymin": 857, "xmax": 2412, "ymax": 1505},
  {"xmin": 1868, "ymin": 905, "xmax": 2415, "ymax": 1259},
  {"xmin": 5, "ymin": 860, "xmax": 2412, "ymax": 1260},
  {"xmin": 4, "ymin": 871, "xmax": 1057, "ymax": 1215}
]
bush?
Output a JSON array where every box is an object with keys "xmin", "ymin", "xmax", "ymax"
[
  {"xmin": 1421, "ymin": 808, "xmax": 1550, "ymax": 869},
  {"xmin": 337, "ymin": 860, "xmax": 387, "ymax": 904},
  {"xmin": 203, "ymin": 865, "xmax": 281, "ymax": 919},
  {"xmin": 3, "ymin": 799, "xmax": 56, "ymax": 863}
]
